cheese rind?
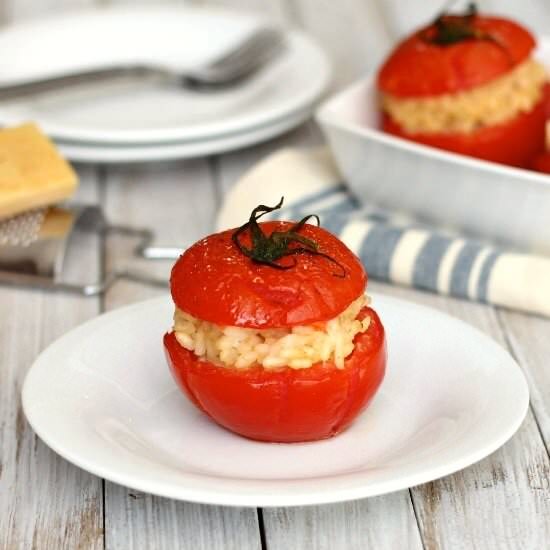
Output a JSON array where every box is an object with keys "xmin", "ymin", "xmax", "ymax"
[
  {"xmin": 38, "ymin": 207, "xmax": 76, "ymax": 239},
  {"xmin": 0, "ymin": 123, "xmax": 78, "ymax": 219}
]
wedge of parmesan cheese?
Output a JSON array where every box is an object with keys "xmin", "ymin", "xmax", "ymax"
[{"xmin": 0, "ymin": 123, "xmax": 78, "ymax": 220}]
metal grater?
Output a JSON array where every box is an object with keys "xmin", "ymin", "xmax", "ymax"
[
  {"xmin": 0, "ymin": 208, "xmax": 47, "ymax": 246},
  {"xmin": 0, "ymin": 204, "xmax": 167, "ymax": 295}
]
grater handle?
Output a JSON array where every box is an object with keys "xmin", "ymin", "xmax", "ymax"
[{"xmin": 0, "ymin": 268, "xmax": 167, "ymax": 296}]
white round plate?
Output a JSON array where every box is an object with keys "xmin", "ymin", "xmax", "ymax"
[
  {"xmin": 0, "ymin": 6, "xmax": 330, "ymax": 145},
  {"xmin": 54, "ymin": 107, "xmax": 312, "ymax": 163},
  {"xmin": 22, "ymin": 294, "xmax": 529, "ymax": 508}
]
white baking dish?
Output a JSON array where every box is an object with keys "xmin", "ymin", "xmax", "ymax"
[{"xmin": 316, "ymin": 39, "xmax": 550, "ymax": 255}]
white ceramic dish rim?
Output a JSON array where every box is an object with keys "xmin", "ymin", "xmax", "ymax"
[
  {"xmin": 22, "ymin": 294, "xmax": 529, "ymax": 508},
  {"xmin": 0, "ymin": 7, "xmax": 331, "ymax": 144},
  {"xmin": 315, "ymin": 38, "xmax": 550, "ymax": 189},
  {"xmin": 55, "ymin": 104, "xmax": 313, "ymax": 163}
]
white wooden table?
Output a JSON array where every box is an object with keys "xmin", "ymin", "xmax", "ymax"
[{"xmin": 1, "ymin": 1, "xmax": 550, "ymax": 548}]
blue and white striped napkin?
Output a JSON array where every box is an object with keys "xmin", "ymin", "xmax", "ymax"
[{"xmin": 217, "ymin": 148, "xmax": 550, "ymax": 317}]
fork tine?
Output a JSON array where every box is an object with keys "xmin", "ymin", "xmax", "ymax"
[
  {"xmin": 215, "ymin": 36, "xmax": 286, "ymax": 80},
  {"xmin": 207, "ymin": 28, "xmax": 284, "ymax": 69},
  {"xmin": 188, "ymin": 28, "xmax": 286, "ymax": 84},
  {"xmin": 211, "ymin": 37, "xmax": 285, "ymax": 78}
]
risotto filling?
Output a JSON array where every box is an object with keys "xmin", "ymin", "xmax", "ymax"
[
  {"xmin": 381, "ymin": 58, "xmax": 547, "ymax": 134},
  {"xmin": 174, "ymin": 295, "xmax": 371, "ymax": 370}
]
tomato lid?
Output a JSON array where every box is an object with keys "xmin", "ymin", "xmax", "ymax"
[
  {"xmin": 377, "ymin": 10, "xmax": 536, "ymax": 98},
  {"xmin": 170, "ymin": 212, "xmax": 366, "ymax": 328}
]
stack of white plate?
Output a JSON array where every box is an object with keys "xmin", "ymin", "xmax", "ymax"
[{"xmin": 0, "ymin": 6, "xmax": 331, "ymax": 163}]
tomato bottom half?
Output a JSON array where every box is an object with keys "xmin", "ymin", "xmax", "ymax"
[
  {"xmin": 382, "ymin": 92, "xmax": 547, "ymax": 169},
  {"xmin": 164, "ymin": 307, "xmax": 386, "ymax": 443},
  {"xmin": 531, "ymin": 152, "xmax": 550, "ymax": 174}
]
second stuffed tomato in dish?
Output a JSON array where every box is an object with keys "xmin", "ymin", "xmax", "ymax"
[
  {"xmin": 164, "ymin": 199, "xmax": 386, "ymax": 443},
  {"xmin": 378, "ymin": 4, "xmax": 548, "ymax": 167}
]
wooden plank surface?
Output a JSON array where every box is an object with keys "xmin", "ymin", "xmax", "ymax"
[
  {"xmin": 0, "ymin": 6, "xmax": 105, "ymax": 546},
  {"xmin": 262, "ymin": 495, "xmax": 423, "ymax": 550},
  {"xmin": 1, "ymin": 0, "xmax": 550, "ymax": 549},
  {"xmin": 498, "ymin": 310, "xmax": 550, "ymax": 451},
  {"xmin": 105, "ymin": 483, "xmax": 261, "ymax": 550},
  {"xmin": 0, "ymin": 168, "xmax": 104, "ymax": 550}
]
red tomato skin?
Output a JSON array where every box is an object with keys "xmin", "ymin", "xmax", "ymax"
[
  {"xmin": 164, "ymin": 307, "xmax": 386, "ymax": 443},
  {"xmin": 378, "ymin": 16, "xmax": 536, "ymax": 98},
  {"xmin": 382, "ymin": 93, "xmax": 547, "ymax": 168},
  {"xmin": 531, "ymin": 152, "xmax": 550, "ymax": 174},
  {"xmin": 170, "ymin": 221, "xmax": 366, "ymax": 329}
]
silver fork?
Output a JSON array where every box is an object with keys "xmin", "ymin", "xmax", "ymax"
[{"xmin": 0, "ymin": 27, "xmax": 286, "ymax": 101}]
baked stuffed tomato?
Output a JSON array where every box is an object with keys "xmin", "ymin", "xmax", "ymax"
[
  {"xmin": 164, "ymin": 199, "xmax": 386, "ymax": 443},
  {"xmin": 377, "ymin": 4, "xmax": 548, "ymax": 167}
]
